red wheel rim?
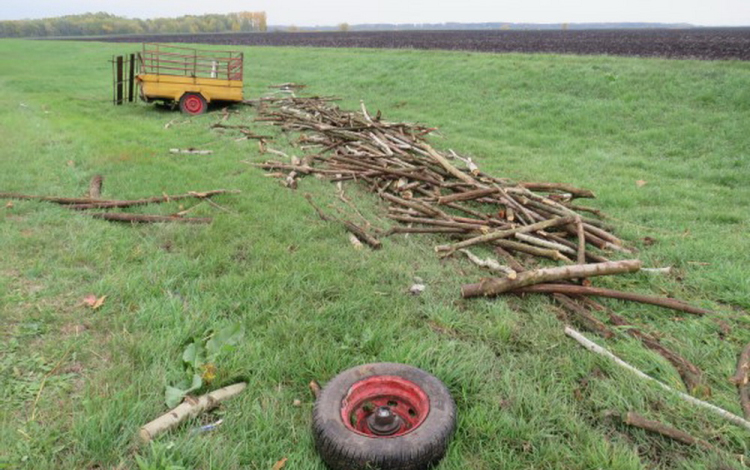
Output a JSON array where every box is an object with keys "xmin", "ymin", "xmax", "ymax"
[
  {"xmin": 183, "ymin": 95, "xmax": 204, "ymax": 114},
  {"xmin": 341, "ymin": 375, "xmax": 430, "ymax": 438}
]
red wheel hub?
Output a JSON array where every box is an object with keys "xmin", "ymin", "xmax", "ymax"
[
  {"xmin": 341, "ymin": 375, "xmax": 430, "ymax": 438},
  {"xmin": 183, "ymin": 95, "xmax": 204, "ymax": 114}
]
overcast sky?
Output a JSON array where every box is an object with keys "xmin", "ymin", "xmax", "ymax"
[{"xmin": 2, "ymin": 0, "xmax": 749, "ymax": 26}]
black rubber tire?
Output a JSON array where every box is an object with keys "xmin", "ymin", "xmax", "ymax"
[
  {"xmin": 178, "ymin": 92, "xmax": 207, "ymax": 115},
  {"xmin": 312, "ymin": 363, "xmax": 456, "ymax": 470}
]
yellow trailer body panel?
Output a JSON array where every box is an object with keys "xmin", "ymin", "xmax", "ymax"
[{"xmin": 137, "ymin": 74, "xmax": 243, "ymax": 103}]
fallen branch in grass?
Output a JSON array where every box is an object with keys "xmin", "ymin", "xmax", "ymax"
[
  {"xmin": 730, "ymin": 342, "xmax": 750, "ymax": 419},
  {"xmin": 69, "ymin": 190, "xmax": 238, "ymax": 210},
  {"xmin": 88, "ymin": 213, "xmax": 212, "ymax": 224},
  {"xmin": 1, "ymin": 189, "xmax": 238, "ymax": 209},
  {"xmin": 564, "ymin": 325, "xmax": 750, "ymax": 433},
  {"xmin": 0, "ymin": 192, "xmax": 108, "ymax": 205},
  {"xmin": 510, "ymin": 284, "xmax": 711, "ymax": 316},
  {"xmin": 619, "ymin": 411, "xmax": 713, "ymax": 448},
  {"xmin": 461, "ymin": 260, "xmax": 642, "ymax": 298},
  {"xmin": 169, "ymin": 148, "xmax": 213, "ymax": 155},
  {"xmin": 139, "ymin": 382, "xmax": 247, "ymax": 443}
]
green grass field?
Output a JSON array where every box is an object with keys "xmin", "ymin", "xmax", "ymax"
[{"xmin": 1, "ymin": 39, "xmax": 749, "ymax": 469}]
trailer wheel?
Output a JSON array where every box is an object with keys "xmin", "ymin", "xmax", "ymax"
[
  {"xmin": 313, "ymin": 363, "xmax": 456, "ymax": 470},
  {"xmin": 179, "ymin": 93, "xmax": 207, "ymax": 115}
]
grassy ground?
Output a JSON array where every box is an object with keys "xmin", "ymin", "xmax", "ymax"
[{"xmin": 0, "ymin": 39, "xmax": 749, "ymax": 469}]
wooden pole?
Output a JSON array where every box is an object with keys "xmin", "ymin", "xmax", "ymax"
[
  {"xmin": 116, "ymin": 56, "xmax": 124, "ymax": 106},
  {"xmin": 461, "ymin": 260, "xmax": 642, "ymax": 298},
  {"xmin": 128, "ymin": 53, "xmax": 135, "ymax": 102}
]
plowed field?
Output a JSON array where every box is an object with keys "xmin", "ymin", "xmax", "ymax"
[{"xmin": 88, "ymin": 28, "xmax": 750, "ymax": 60}]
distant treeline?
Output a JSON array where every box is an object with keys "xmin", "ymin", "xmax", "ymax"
[{"xmin": 0, "ymin": 12, "xmax": 267, "ymax": 38}]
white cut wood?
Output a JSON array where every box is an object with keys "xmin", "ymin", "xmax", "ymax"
[
  {"xmin": 349, "ymin": 233, "xmax": 364, "ymax": 250},
  {"xmin": 169, "ymin": 148, "xmax": 213, "ymax": 155},
  {"xmin": 462, "ymin": 259, "xmax": 641, "ymax": 298},
  {"xmin": 458, "ymin": 249, "xmax": 517, "ymax": 278},
  {"xmin": 564, "ymin": 326, "xmax": 750, "ymax": 433},
  {"xmin": 139, "ymin": 383, "xmax": 247, "ymax": 443}
]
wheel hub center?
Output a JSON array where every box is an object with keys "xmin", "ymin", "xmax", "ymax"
[{"xmin": 366, "ymin": 406, "xmax": 402, "ymax": 436}]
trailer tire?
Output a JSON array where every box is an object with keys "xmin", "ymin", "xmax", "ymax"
[
  {"xmin": 179, "ymin": 93, "xmax": 207, "ymax": 115},
  {"xmin": 312, "ymin": 363, "xmax": 456, "ymax": 470}
]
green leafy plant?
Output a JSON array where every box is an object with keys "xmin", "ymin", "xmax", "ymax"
[
  {"xmin": 165, "ymin": 323, "xmax": 244, "ymax": 407},
  {"xmin": 134, "ymin": 441, "xmax": 186, "ymax": 470}
]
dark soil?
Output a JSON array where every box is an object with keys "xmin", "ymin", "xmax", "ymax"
[{"xmin": 80, "ymin": 28, "xmax": 750, "ymax": 60}]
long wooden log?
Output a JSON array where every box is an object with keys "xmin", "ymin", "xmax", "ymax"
[
  {"xmin": 0, "ymin": 192, "xmax": 105, "ymax": 204},
  {"xmin": 511, "ymin": 284, "xmax": 711, "ymax": 316},
  {"xmin": 70, "ymin": 190, "xmax": 238, "ymax": 210},
  {"xmin": 461, "ymin": 260, "xmax": 642, "ymax": 298},
  {"xmin": 1, "ymin": 190, "xmax": 237, "ymax": 209},
  {"xmin": 88, "ymin": 213, "xmax": 212, "ymax": 224}
]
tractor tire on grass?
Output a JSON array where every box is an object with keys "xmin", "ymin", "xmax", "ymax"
[
  {"xmin": 312, "ymin": 363, "xmax": 456, "ymax": 470},
  {"xmin": 179, "ymin": 93, "xmax": 207, "ymax": 115}
]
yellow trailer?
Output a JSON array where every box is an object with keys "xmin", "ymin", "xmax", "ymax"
[{"xmin": 136, "ymin": 43, "xmax": 244, "ymax": 115}]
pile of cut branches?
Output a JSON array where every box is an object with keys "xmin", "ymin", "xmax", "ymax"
[
  {"xmin": 237, "ymin": 95, "xmax": 729, "ymax": 402},
  {"xmin": 245, "ymin": 97, "xmax": 706, "ymax": 305}
]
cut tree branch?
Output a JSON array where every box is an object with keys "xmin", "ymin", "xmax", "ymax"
[
  {"xmin": 88, "ymin": 213, "xmax": 212, "ymax": 224},
  {"xmin": 620, "ymin": 411, "xmax": 712, "ymax": 448},
  {"xmin": 139, "ymin": 383, "xmax": 246, "ymax": 443},
  {"xmin": 461, "ymin": 260, "xmax": 642, "ymax": 298},
  {"xmin": 1, "ymin": 190, "xmax": 238, "ymax": 209},
  {"xmin": 511, "ymin": 284, "xmax": 711, "ymax": 316}
]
